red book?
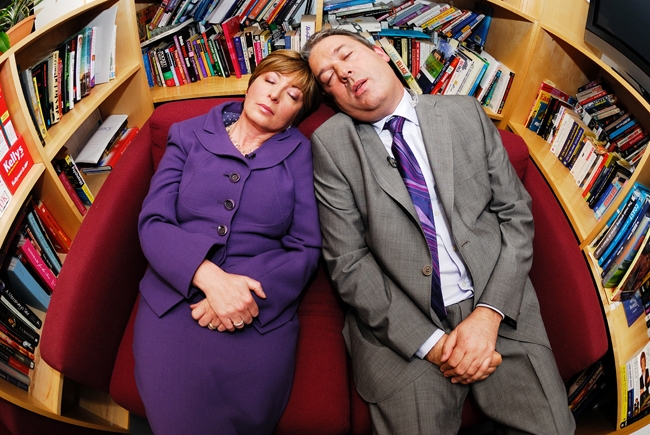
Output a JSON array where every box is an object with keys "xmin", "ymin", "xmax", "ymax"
[
  {"xmin": 31, "ymin": 199, "xmax": 71, "ymax": 253},
  {"xmin": 98, "ymin": 127, "xmax": 139, "ymax": 169},
  {"xmin": 431, "ymin": 55, "xmax": 460, "ymax": 95},
  {"xmin": 54, "ymin": 164, "xmax": 87, "ymax": 216},
  {"xmin": 221, "ymin": 17, "xmax": 243, "ymax": 79},
  {"xmin": 0, "ymin": 135, "xmax": 33, "ymax": 195},
  {"xmin": 16, "ymin": 237, "xmax": 56, "ymax": 294}
]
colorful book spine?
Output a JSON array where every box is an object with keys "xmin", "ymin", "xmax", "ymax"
[
  {"xmin": 5, "ymin": 257, "xmax": 50, "ymax": 312},
  {"xmin": 16, "ymin": 237, "xmax": 56, "ymax": 294},
  {"xmin": 25, "ymin": 211, "xmax": 61, "ymax": 276}
]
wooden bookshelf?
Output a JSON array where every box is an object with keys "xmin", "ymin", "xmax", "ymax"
[{"xmin": 0, "ymin": 0, "xmax": 154, "ymax": 431}]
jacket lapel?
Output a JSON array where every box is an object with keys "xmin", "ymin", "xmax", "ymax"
[
  {"xmin": 356, "ymin": 123, "xmax": 419, "ymax": 222},
  {"xmin": 417, "ymin": 98, "xmax": 454, "ymax": 224}
]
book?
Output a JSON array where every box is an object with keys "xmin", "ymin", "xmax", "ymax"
[
  {"xmin": 593, "ymin": 186, "xmax": 646, "ymax": 258},
  {"xmin": 4, "ymin": 257, "xmax": 50, "ymax": 312},
  {"xmin": 221, "ymin": 16, "xmax": 243, "ymax": 79},
  {"xmin": 16, "ymin": 236, "xmax": 56, "ymax": 295},
  {"xmin": 378, "ymin": 37, "xmax": 422, "ymax": 95},
  {"xmin": 0, "ymin": 298, "xmax": 39, "ymax": 352},
  {"xmin": 0, "ymin": 135, "xmax": 33, "ymax": 197},
  {"xmin": 0, "ymin": 359, "xmax": 30, "ymax": 391},
  {"xmin": 0, "ymin": 288, "xmax": 40, "ymax": 335},
  {"xmin": 53, "ymin": 161, "xmax": 87, "ymax": 216},
  {"xmin": 602, "ymin": 212, "xmax": 650, "ymax": 290},
  {"xmin": 55, "ymin": 151, "xmax": 95, "ymax": 207},
  {"xmin": 0, "ymin": 342, "xmax": 31, "ymax": 375},
  {"xmin": 75, "ymin": 114, "xmax": 128, "ymax": 165},
  {"xmin": 24, "ymin": 209, "xmax": 62, "ymax": 276},
  {"xmin": 18, "ymin": 69, "xmax": 48, "ymax": 144}
]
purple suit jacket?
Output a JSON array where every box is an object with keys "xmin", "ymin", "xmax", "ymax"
[{"xmin": 138, "ymin": 102, "xmax": 321, "ymax": 334}]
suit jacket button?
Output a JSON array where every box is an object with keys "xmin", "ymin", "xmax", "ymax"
[
  {"xmin": 217, "ymin": 225, "xmax": 228, "ymax": 236},
  {"xmin": 224, "ymin": 199, "xmax": 235, "ymax": 210},
  {"xmin": 422, "ymin": 265, "xmax": 432, "ymax": 276},
  {"xmin": 229, "ymin": 173, "xmax": 240, "ymax": 182}
]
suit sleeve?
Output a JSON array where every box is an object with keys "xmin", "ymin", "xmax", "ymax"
[
  {"xmin": 470, "ymin": 97, "xmax": 534, "ymax": 326},
  {"xmin": 311, "ymin": 131, "xmax": 438, "ymax": 361},
  {"xmin": 226, "ymin": 141, "xmax": 322, "ymax": 334},
  {"xmin": 138, "ymin": 123, "xmax": 221, "ymax": 300}
]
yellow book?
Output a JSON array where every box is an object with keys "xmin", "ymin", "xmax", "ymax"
[{"xmin": 378, "ymin": 37, "xmax": 422, "ymax": 95}]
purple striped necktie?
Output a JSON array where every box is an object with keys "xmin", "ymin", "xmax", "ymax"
[{"xmin": 386, "ymin": 116, "xmax": 446, "ymax": 320}]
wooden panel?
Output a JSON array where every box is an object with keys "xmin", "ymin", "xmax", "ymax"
[{"xmin": 151, "ymin": 75, "xmax": 249, "ymax": 103}]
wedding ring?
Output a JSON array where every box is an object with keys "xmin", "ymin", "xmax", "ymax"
[
  {"xmin": 207, "ymin": 322, "xmax": 217, "ymax": 330},
  {"xmin": 233, "ymin": 320, "xmax": 244, "ymax": 328}
]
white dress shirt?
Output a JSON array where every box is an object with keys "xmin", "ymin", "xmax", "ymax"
[{"xmin": 372, "ymin": 89, "xmax": 502, "ymax": 358}]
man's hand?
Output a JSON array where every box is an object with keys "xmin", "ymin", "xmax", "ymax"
[{"xmin": 425, "ymin": 307, "xmax": 503, "ymax": 384}]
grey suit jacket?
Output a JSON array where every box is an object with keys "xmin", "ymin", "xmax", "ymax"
[{"xmin": 311, "ymin": 95, "xmax": 551, "ymax": 403}]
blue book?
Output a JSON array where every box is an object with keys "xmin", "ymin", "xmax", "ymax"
[
  {"xmin": 378, "ymin": 28, "xmax": 430, "ymax": 40},
  {"xmin": 25, "ymin": 211, "xmax": 61, "ymax": 275},
  {"xmin": 609, "ymin": 118, "xmax": 638, "ymax": 140},
  {"xmin": 5, "ymin": 257, "xmax": 50, "ymax": 312},
  {"xmin": 599, "ymin": 191, "xmax": 648, "ymax": 266},
  {"xmin": 324, "ymin": 0, "xmax": 373, "ymax": 12},
  {"xmin": 471, "ymin": 15, "xmax": 491, "ymax": 45}
]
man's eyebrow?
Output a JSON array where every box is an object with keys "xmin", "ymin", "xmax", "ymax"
[{"xmin": 315, "ymin": 44, "xmax": 344, "ymax": 80}]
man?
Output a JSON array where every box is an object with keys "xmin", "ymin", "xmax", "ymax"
[{"xmin": 302, "ymin": 29, "xmax": 575, "ymax": 434}]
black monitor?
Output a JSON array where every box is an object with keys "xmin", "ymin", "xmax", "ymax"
[{"xmin": 585, "ymin": 0, "xmax": 650, "ymax": 101}]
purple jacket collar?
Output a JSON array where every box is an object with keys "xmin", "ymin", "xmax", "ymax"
[{"xmin": 193, "ymin": 101, "xmax": 306, "ymax": 169}]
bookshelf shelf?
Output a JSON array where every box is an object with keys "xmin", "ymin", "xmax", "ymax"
[
  {"xmin": 150, "ymin": 73, "xmax": 249, "ymax": 103},
  {"xmin": 0, "ymin": 0, "xmax": 154, "ymax": 431}
]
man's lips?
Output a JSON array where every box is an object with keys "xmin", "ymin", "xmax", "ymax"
[{"xmin": 352, "ymin": 79, "xmax": 367, "ymax": 95}]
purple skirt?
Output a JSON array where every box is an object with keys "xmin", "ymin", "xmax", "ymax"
[{"xmin": 133, "ymin": 294, "xmax": 299, "ymax": 435}]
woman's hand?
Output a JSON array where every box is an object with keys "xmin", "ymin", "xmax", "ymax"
[{"xmin": 190, "ymin": 260, "xmax": 266, "ymax": 332}]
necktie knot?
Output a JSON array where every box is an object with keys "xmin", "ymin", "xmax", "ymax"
[{"xmin": 386, "ymin": 116, "xmax": 406, "ymax": 137}]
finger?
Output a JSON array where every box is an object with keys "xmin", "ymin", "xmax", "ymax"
[
  {"xmin": 441, "ymin": 330, "xmax": 457, "ymax": 363},
  {"xmin": 191, "ymin": 304, "xmax": 206, "ymax": 321},
  {"xmin": 247, "ymin": 278, "xmax": 266, "ymax": 299},
  {"xmin": 463, "ymin": 356, "xmax": 493, "ymax": 384},
  {"xmin": 233, "ymin": 318, "xmax": 246, "ymax": 329}
]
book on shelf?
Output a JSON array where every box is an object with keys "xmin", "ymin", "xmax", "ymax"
[
  {"xmin": 18, "ymin": 68, "xmax": 48, "ymax": 144},
  {"xmin": 0, "ymin": 84, "xmax": 18, "ymax": 150},
  {"xmin": 75, "ymin": 114, "xmax": 128, "ymax": 166},
  {"xmin": 15, "ymin": 236, "xmax": 56, "ymax": 295},
  {"xmin": 0, "ymin": 342, "xmax": 30, "ymax": 376},
  {"xmin": 54, "ymin": 150, "xmax": 95, "ymax": 207},
  {"xmin": 0, "ymin": 359, "xmax": 30, "ymax": 391},
  {"xmin": 378, "ymin": 37, "xmax": 422, "ymax": 95},
  {"xmin": 4, "ymin": 257, "xmax": 50, "ymax": 312},
  {"xmin": 525, "ymin": 80, "xmax": 577, "ymax": 133},
  {"xmin": 30, "ymin": 199, "xmax": 71, "ymax": 254},
  {"xmin": 566, "ymin": 360, "xmax": 606, "ymax": 418},
  {"xmin": 52, "ymin": 160, "xmax": 87, "ymax": 216},
  {"xmin": 0, "ymin": 283, "xmax": 41, "ymax": 332},
  {"xmin": 0, "ymin": 296, "xmax": 39, "ymax": 353},
  {"xmin": 0, "ymin": 135, "xmax": 34, "ymax": 196},
  {"xmin": 24, "ymin": 207, "xmax": 62, "ymax": 276},
  {"xmin": 621, "ymin": 343, "xmax": 650, "ymax": 427},
  {"xmin": 86, "ymin": 4, "xmax": 118, "ymax": 85}
]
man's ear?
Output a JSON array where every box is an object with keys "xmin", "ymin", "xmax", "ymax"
[{"xmin": 372, "ymin": 44, "xmax": 391, "ymax": 62}]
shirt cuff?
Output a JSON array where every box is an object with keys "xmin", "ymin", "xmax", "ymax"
[
  {"xmin": 415, "ymin": 328, "xmax": 445, "ymax": 359},
  {"xmin": 476, "ymin": 303, "xmax": 505, "ymax": 319}
]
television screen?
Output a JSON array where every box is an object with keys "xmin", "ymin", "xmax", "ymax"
[{"xmin": 586, "ymin": 0, "xmax": 650, "ymax": 99}]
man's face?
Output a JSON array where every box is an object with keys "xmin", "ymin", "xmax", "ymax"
[{"xmin": 308, "ymin": 35, "xmax": 403, "ymax": 123}]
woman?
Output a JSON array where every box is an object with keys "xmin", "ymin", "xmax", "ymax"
[{"xmin": 133, "ymin": 50, "xmax": 322, "ymax": 434}]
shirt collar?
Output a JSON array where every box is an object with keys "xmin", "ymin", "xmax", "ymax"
[{"xmin": 373, "ymin": 88, "xmax": 420, "ymax": 134}]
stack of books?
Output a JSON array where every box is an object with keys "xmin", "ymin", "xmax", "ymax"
[
  {"xmin": 19, "ymin": 6, "xmax": 118, "ymax": 145},
  {"xmin": 0, "ymin": 197, "xmax": 73, "ymax": 392},
  {"xmin": 566, "ymin": 360, "xmax": 606, "ymax": 419},
  {"xmin": 621, "ymin": 343, "xmax": 650, "ymax": 427},
  {"xmin": 589, "ymin": 183, "xmax": 650, "ymax": 302}
]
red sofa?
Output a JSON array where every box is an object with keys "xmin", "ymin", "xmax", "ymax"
[{"xmin": 31, "ymin": 98, "xmax": 607, "ymax": 435}]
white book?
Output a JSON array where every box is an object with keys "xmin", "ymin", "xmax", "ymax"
[
  {"xmin": 76, "ymin": 114, "xmax": 128, "ymax": 165},
  {"xmin": 443, "ymin": 52, "xmax": 469, "ymax": 95},
  {"xmin": 411, "ymin": 3, "xmax": 448, "ymax": 27},
  {"xmin": 475, "ymin": 50, "xmax": 499, "ymax": 102},
  {"xmin": 86, "ymin": 5, "xmax": 118, "ymax": 84},
  {"xmin": 549, "ymin": 112, "xmax": 577, "ymax": 157},
  {"xmin": 486, "ymin": 63, "xmax": 513, "ymax": 113}
]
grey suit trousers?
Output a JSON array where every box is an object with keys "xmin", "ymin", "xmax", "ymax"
[{"xmin": 368, "ymin": 299, "xmax": 576, "ymax": 435}]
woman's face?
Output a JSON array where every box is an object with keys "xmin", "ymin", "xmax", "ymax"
[{"xmin": 242, "ymin": 71, "xmax": 304, "ymax": 133}]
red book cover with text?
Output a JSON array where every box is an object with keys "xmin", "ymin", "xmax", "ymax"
[
  {"xmin": 221, "ymin": 16, "xmax": 243, "ymax": 79},
  {"xmin": 0, "ymin": 135, "xmax": 33, "ymax": 195}
]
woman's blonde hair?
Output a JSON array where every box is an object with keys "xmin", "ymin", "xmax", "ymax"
[{"xmin": 248, "ymin": 49, "xmax": 321, "ymax": 125}]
